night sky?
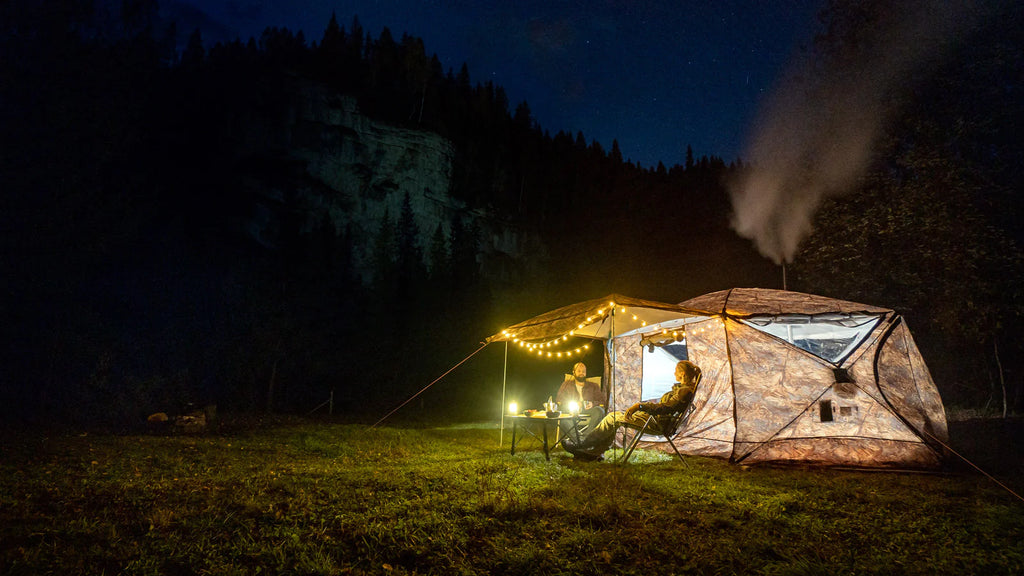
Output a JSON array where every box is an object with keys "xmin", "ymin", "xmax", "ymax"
[{"xmin": 166, "ymin": 0, "xmax": 824, "ymax": 169}]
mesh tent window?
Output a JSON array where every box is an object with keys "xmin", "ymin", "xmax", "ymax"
[{"xmin": 740, "ymin": 313, "xmax": 883, "ymax": 364}]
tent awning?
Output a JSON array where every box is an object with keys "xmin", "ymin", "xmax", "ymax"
[{"xmin": 486, "ymin": 293, "xmax": 710, "ymax": 344}]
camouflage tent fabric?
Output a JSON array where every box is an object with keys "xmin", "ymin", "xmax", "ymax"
[{"xmin": 496, "ymin": 288, "xmax": 948, "ymax": 468}]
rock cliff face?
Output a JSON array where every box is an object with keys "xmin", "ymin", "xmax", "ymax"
[{"xmin": 244, "ymin": 79, "xmax": 543, "ymax": 285}]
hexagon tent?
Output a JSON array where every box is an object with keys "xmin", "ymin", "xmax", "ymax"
[{"xmin": 490, "ymin": 288, "xmax": 948, "ymax": 468}]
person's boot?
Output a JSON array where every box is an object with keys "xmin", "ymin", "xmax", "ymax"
[{"xmin": 563, "ymin": 435, "xmax": 604, "ymax": 461}]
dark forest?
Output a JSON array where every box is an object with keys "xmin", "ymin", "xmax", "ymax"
[{"xmin": 2, "ymin": 1, "xmax": 1022, "ymax": 426}]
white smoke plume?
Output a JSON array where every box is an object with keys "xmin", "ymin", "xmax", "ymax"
[{"xmin": 728, "ymin": 1, "xmax": 989, "ymax": 264}]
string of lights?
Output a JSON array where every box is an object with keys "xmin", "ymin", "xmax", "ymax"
[{"xmin": 498, "ymin": 300, "xmax": 725, "ymax": 360}]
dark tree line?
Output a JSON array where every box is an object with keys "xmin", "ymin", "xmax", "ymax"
[
  {"xmin": 0, "ymin": 1, "xmax": 745, "ymax": 425},
  {"xmin": 170, "ymin": 12, "xmax": 739, "ymax": 232},
  {"xmin": 2, "ymin": 1, "xmax": 1019, "ymax": 424}
]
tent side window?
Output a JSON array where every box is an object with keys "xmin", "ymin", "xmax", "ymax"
[
  {"xmin": 740, "ymin": 313, "xmax": 883, "ymax": 364},
  {"xmin": 640, "ymin": 340, "xmax": 688, "ymax": 401}
]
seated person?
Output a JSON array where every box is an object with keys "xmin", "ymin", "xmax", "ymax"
[
  {"xmin": 555, "ymin": 362, "xmax": 606, "ymax": 436},
  {"xmin": 563, "ymin": 360, "xmax": 701, "ymax": 461}
]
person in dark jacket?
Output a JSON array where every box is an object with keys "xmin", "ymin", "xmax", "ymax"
[
  {"xmin": 555, "ymin": 362, "xmax": 605, "ymax": 408},
  {"xmin": 554, "ymin": 361, "xmax": 606, "ymax": 436},
  {"xmin": 563, "ymin": 360, "xmax": 701, "ymax": 461}
]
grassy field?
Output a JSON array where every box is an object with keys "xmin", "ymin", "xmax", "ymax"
[{"xmin": 2, "ymin": 416, "xmax": 1022, "ymax": 575}]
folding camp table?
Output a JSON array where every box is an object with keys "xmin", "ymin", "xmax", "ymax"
[{"xmin": 508, "ymin": 414, "xmax": 581, "ymax": 461}]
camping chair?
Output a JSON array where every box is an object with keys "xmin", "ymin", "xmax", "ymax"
[{"xmin": 618, "ymin": 405, "xmax": 692, "ymax": 464}]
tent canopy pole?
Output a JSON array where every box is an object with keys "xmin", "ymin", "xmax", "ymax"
[{"xmin": 499, "ymin": 341, "xmax": 508, "ymax": 446}]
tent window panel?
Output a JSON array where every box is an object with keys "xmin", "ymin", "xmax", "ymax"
[
  {"xmin": 741, "ymin": 314, "xmax": 883, "ymax": 364},
  {"xmin": 641, "ymin": 342, "xmax": 687, "ymax": 401},
  {"xmin": 799, "ymin": 335, "xmax": 856, "ymax": 360}
]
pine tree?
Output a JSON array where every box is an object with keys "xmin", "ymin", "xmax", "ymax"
[
  {"xmin": 449, "ymin": 214, "xmax": 478, "ymax": 290},
  {"xmin": 368, "ymin": 26, "xmax": 401, "ymax": 116},
  {"xmin": 610, "ymin": 139, "xmax": 623, "ymax": 164},
  {"xmin": 400, "ymin": 33, "xmax": 429, "ymax": 122},
  {"xmin": 321, "ymin": 12, "xmax": 344, "ymax": 54},
  {"xmin": 314, "ymin": 211, "xmax": 337, "ymax": 277},
  {"xmin": 181, "ymin": 28, "xmax": 205, "ymax": 68},
  {"xmin": 318, "ymin": 12, "xmax": 346, "ymax": 85},
  {"xmin": 428, "ymin": 223, "xmax": 449, "ymax": 285},
  {"xmin": 338, "ymin": 223, "xmax": 356, "ymax": 291},
  {"xmin": 372, "ymin": 208, "xmax": 396, "ymax": 302},
  {"xmin": 396, "ymin": 192, "xmax": 425, "ymax": 304},
  {"xmin": 513, "ymin": 101, "xmax": 532, "ymax": 129}
]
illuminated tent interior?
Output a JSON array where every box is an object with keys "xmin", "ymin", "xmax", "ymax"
[{"xmin": 488, "ymin": 288, "xmax": 949, "ymax": 468}]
